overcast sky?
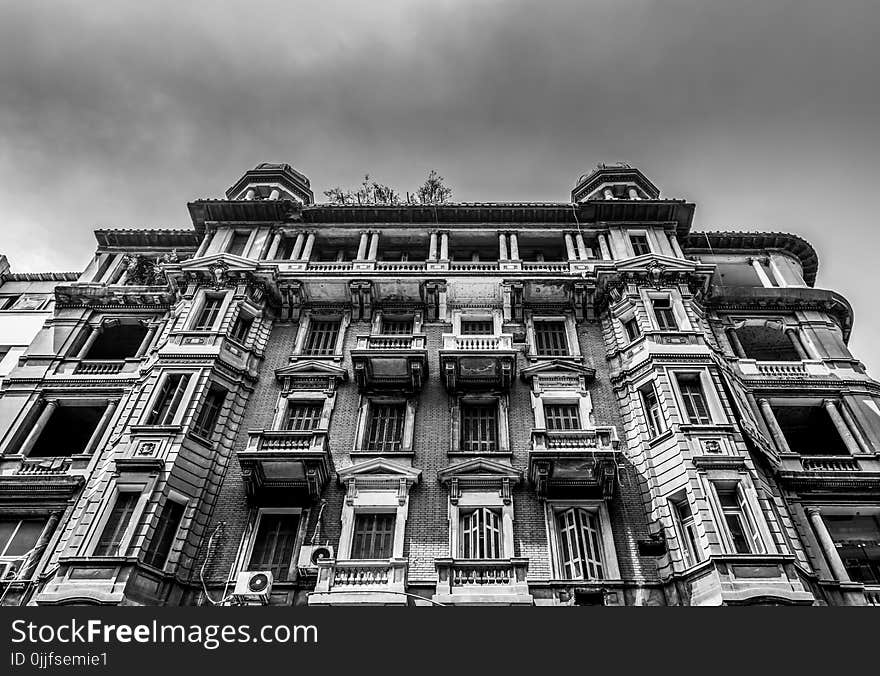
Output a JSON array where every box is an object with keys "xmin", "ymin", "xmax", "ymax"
[{"xmin": 1, "ymin": 0, "xmax": 878, "ymax": 370}]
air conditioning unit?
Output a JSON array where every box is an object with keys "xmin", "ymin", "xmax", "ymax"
[
  {"xmin": 232, "ymin": 571, "xmax": 273, "ymax": 604},
  {"xmin": 297, "ymin": 545, "xmax": 334, "ymax": 572}
]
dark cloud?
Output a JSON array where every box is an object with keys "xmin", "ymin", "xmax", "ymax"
[{"xmin": 1, "ymin": 0, "xmax": 879, "ymax": 368}]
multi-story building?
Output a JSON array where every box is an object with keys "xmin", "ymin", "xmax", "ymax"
[{"xmin": 0, "ymin": 162, "xmax": 877, "ymax": 606}]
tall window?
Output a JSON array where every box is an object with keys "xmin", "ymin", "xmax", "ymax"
[
  {"xmin": 544, "ymin": 403, "xmax": 581, "ymax": 430},
  {"xmin": 715, "ymin": 484, "xmax": 763, "ymax": 554},
  {"xmin": 534, "ymin": 320, "xmax": 569, "ymax": 356},
  {"xmin": 226, "ymin": 232, "xmax": 251, "ymax": 257},
  {"xmin": 825, "ymin": 514, "xmax": 880, "ymax": 584},
  {"xmin": 461, "ymin": 508, "xmax": 502, "ymax": 559},
  {"xmin": 556, "ymin": 507, "xmax": 604, "ymax": 580},
  {"xmin": 461, "ymin": 402, "xmax": 498, "ymax": 452},
  {"xmin": 285, "ymin": 402, "xmax": 323, "ymax": 431},
  {"xmin": 351, "ymin": 513, "xmax": 395, "ymax": 559},
  {"xmin": 229, "ymin": 313, "xmax": 253, "ymax": 343},
  {"xmin": 304, "ymin": 319, "xmax": 340, "ymax": 356},
  {"xmin": 622, "ymin": 317, "xmax": 641, "ymax": 343},
  {"xmin": 460, "ymin": 319, "xmax": 493, "ymax": 335},
  {"xmin": 676, "ymin": 374, "xmax": 712, "ymax": 425},
  {"xmin": 143, "ymin": 500, "xmax": 185, "ymax": 569},
  {"xmin": 381, "ymin": 317, "xmax": 413, "ymax": 335},
  {"xmin": 639, "ymin": 383, "xmax": 665, "ymax": 438},
  {"xmin": 630, "ymin": 234, "xmax": 651, "ymax": 256},
  {"xmin": 192, "ymin": 384, "xmax": 226, "ymax": 439},
  {"xmin": 670, "ymin": 499, "xmax": 702, "ymax": 567},
  {"xmin": 0, "ymin": 296, "xmax": 21, "ymax": 311},
  {"xmin": 652, "ymin": 296, "xmax": 678, "ymax": 331},
  {"xmin": 145, "ymin": 374, "xmax": 191, "ymax": 426},
  {"xmin": 193, "ymin": 296, "xmax": 224, "ymax": 330},
  {"xmin": 0, "ymin": 518, "xmax": 45, "ymax": 574},
  {"xmin": 248, "ymin": 512, "xmax": 300, "ymax": 581},
  {"xmin": 94, "ymin": 492, "xmax": 140, "ymax": 556},
  {"xmin": 365, "ymin": 403, "xmax": 406, "ymax": 452}
]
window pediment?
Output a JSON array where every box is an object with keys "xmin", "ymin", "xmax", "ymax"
[
  {"xmin": 520, "ymin": 360, "xmax": 596, "ymax": 386},
  {"xmin": 274, "ymin": 360, "xmax": 348, "ymax": 393},
  {"xmin": 438, "ymin": 457, "xmax": 522, "ymax": 504},
  {"xmin": 338, "ymin": 458, "xmax": 421, "ymax": 504}
]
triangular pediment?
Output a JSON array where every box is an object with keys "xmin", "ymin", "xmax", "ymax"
[
  {"xmin": 275, "ymin": 360, "xmax": 348, "ymax": 381},
  {"xmin": 611, "ymin": 254, "xmax": 698, "ymax": 275},
  {"xmin": 520, "ymin": 360, "xmax": 596, "ymax": 383},
  {"xmin": 437, "ymin": 457, "xmax": 522, "ymax": 484},
  {"xmin": 180, "ymin": 253, "xmax": 260, "ymax": 273},
  {"xmin": 337, "ymin": 458, "xmax": 421, "ymax": 483}
]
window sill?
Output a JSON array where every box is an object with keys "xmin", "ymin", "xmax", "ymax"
[
  {"xmin": 646, "ymin": 429, "xmax": 675, "ymax": 447},
  {"xmin": 351, "ymin": 449, "xmax": 415, "ymax": 457},
  {"xmin": 289, "ymin": 354, "xmax": 343, "ymax": 362},
  {"xmin": 130, "ymin": 424, "xmax": 183, "ymax": 435},
  {"xmin": 187, "ymin": 432, "xmax": 218, "ymax": 449},
  {"xmin": 448, "ymin": 450, "xmax": 512, "ymax": 457},
  {"xmin": 678, "ymin": 423, "xmax": 735, "ymax": 433}
]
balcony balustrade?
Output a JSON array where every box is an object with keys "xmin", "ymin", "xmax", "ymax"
[
  {"xmin": 439, "ymin": 333, "xmax": 517, "ymax": 391},
  {"xmin": 433, "ymin": 558, "xmax": 532, "ymax": 605},
  {"xmin": 238, "ymin": 430, "xmax": 331, "ymax": 499},
  {"xmin": 736, "ymin": 359, "xmax": 831, "ymax": 379},
  {"xmin": 528, "ymin": 427, "xmax": 619, "ymax": 499},
  {"xmin": 310, "ymin": 558, "xmax": 408, "ymax": 605}
]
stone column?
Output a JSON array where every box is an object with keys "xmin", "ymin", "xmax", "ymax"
[
  {"xmin": 598, "ymin": 233, "xmax": 612, "ymax": 260},
  {"xmin": 627, "ymin": 187, "xmax": 640, "ymax": 200},
  {"xmin": 76, "ymin": 325, "xmax": 101, "ymax": 360},
  {"xmin": 367, "ymin": 232, "xmax": 379, "ymax": 261},
  {"xmin": 268, "ymin": 188, "xmax": 280, "ymax": 200},
  {"xmin": 17, "ymin": 511, "xmax": 61, "ymax": 580},
  {"xmin": 669, "ymin": 233, "xmax": 684, "ymax": 258},
  {"xmin": 758, "ymin": 398, "xmax": 793, "ymax": 455},
  {"xmin": 838, "ymin": 401, "xmax": 872, "ymax": 453},
  {"xmin": 429, "ymin": 232, "xmax": 438, "ymax": 260},
  {"xmin": 806, "ymin": 507, "xmax": 851, "ymax": 583},
  {"xmin": 82, "ymin": 400, "xmax": 118, "ymax": 457},
  {"xmin": 266, "ymin": 233, "xmax": 282, "ymax": 260},
  {"xmin": 18, "ymin": 401, "xmax": 58, "ymax": 457},
  {"xmin": 785, "ymin": 328, "xmax": 809, "ymax": 360},
  {"xmin": 195, "ymin": 231, "xmax": 214, "ymax": 258},
  {"xmin": 564, "ymin": 233, "xmax": 577, "ymax": 260},
  {"xmin": 440, "ymin": 232, "xmax": 449, "ymax": 260},
  {"xmin": 134, "ymin": 323, "xmax": 159, "ymax": 359},
  {"xmin": 244, "ymin": 188, "xmax": 256, "ymax": 200},
  {"xmin": 356, "ymin": 232, "xmax": 369, "ymax": 260},
  {"xmin": 750, "ymin": 258, "xmax": 775, "ymax": 287},
  {"xmin": 726, "ymin": 328, "xmax": 747, "ymax": 359},
  {"xmin": 509, "ymin": 232, "xmax": 519, "ymax": 260},
  {"xmin": 498, "ymin": 233, "xmax": 508, "ymax": 260},
  {"xmin": 575, "ymin": 232, "xmax": 589, "ymax": 260},
  {"xmin": 823, "ymin": 400, "xmax": 862, "ymax": 456},
  {"xmin": 290, "ymin": 233, "xmax": 305, "ymax": 260},
  {"xmin": 301, "ymin": 233, "xmax": 315, "ymax": 261}
]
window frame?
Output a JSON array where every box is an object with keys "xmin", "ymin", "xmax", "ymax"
[
  {"xmin": 292, "ymin": 312, "xmax": 350, "ymax": 360},
  {"xmin": 228, "ymin": 311, "xmax": 254, "ymax": 345},
  {"xmin": 545, "ymin": 501, "xmax": 619, "ymax": 581},
  {"xmin": 272, "ymin": 390, "xmax": 335, "ymax": 433},
  {"xmin": 629, "ymin": 232, "xmax": 652, "ymax": 257},
  {"xmin": 351, "ymin": 512, "xmax": 397, "ymax": 560},
  {"xmin": 142, "ymin": 493, "xmax": 188, "ymax": 571},
  {"xmin": 241, "ymin": 507, "xmax": 307, "ymax": 583},
  {"xmin": 188, "ymin": 290, "xmax": 232, "ymax": 332},
  {"xmin": 707, "ymin": 479, "xmax": 768, "ymax": 556},
  {"xmin": 448, "ymin": 490, "xmax": 515, "ymax": 561},
  {"xmin": 86, "ymin": 480, "xmax": 154, "ymax": 558},
  {"xmin": 191, "ymin": 383, "xmax": 228, "ymax": 441},
  {"xmin": 451, "ymin": 394, "xmax": 510, "ymax": 454},
  {"xmin": 669, "ymin": 496, "xmax": 704, "ymax": 568},
  {"xmin": 143, "ymin": 371, "xmax": 196, "ymax": 427},
  {"xmin": 669, "ymin": 368, "xmax": 726, "ymax": 426},
  {"xmin": 638, "ymin": 380, "xmax": 667, "ymax": 440},
  {"xmin": 527, "ymin": 312, "xmax": 581, "ymax": 359}
]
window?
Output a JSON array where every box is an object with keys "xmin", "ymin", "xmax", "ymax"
[
  {"xmin": 461, "ymin": 402, "xmax": 498, "ymax": 452},
  {"xmin": 544, "ymin": 403, "xmax": 581, "ymax": 430},
  {"xmin": 460, "ymin": 319, "xmax": 493, "ymax": 335},
  {"xmin": 285, "ymin": 401, "xmax": 323, "ymax": 431},
  {"xmin": 670, "ymin": 499, "xmax": 702, "ymax": 567},
  {"xmin": 143, "ymin": 500, "xmax": 185, "ymax": 569},
  {"xmin": 715, "ymin": 484, "xmax": 763, "ymax": 554},
  {"xmin": 461, "ymin": 508, "xmax": 502, "ymax": 559},
  {"xmin": 676, "ymin": 374, "xmax": 712, "ymax": 425},
  {"xmin": 192, "ymin": 385, "xmax": 226, "ymax": 440},
  {"xmin": 226, "ymin": 232, "xmax": 251, "ymax": 257},
  {"xmin": 304, "ymin": 320, "xmax": 340, "ymax": 356},
  {"xmin": 534, "ymin": 320, "xmax": 569, "ymax": 356},
  {"xmin": 28, "ymin": 404, "xmax": 105, "ymax": 458},
  {"xmin": 381, "ymin": 318, "xmax": 413, "ymax": 335},
  {"xmin": 248, "ymin": 512, "xmax": 300, "ymax": 581},
  {"xmin": 0, "ymin": 518, "xmax": 45, "ymax": 574},
  {"xmin": 556, "ymin": 508, "xmax": 604, "ymax": 580},
  {"xmin": 94, "ymin": 492, "xmax": 140, "ymax": 556},
  {"xmin": 193, "ymin": 296, "xmax": 224, "ymax": 330},
  {"xmin": 652, "ymin": 296, "xmax": 678, "ymax": 331},
  {"xmin": 352, "ymin": 513, "xmax": 395, "ymax": 559},
  {"xmin": 622, "ymin": 317, "xmax": 641, "ymax": 343},
  {"xmin": 630, "ymin": 234, "xmax": 651, "ymax": 256},
  {"xmin": 639, "ymin": 384, "xmax": 665, "ymax": 438},
  {"xmin": 0, "ymin": 295, "xmax": 21, "ymax": 310},
  {"xmin": 145, "ymin": 373, "xmax": 191, "ymax": 425},
  {"xmin": 84, "ymin": 322, "xmax": 149, "ymax": 359},
  {"xmin": 229, "ymin": 313, "xmax": 253, "ymax": 344},
  {"xmin": 825, "ymin": 514, "xmax": 880, "ymax": 584},
  {"xmin": 365, "ymin": 403, "xmax": 406, "ymax": 452}
]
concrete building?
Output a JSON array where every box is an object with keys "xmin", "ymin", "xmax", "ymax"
[{"xmin": 0, "ymin": 162, "xmax": 877, "ymax": 606}]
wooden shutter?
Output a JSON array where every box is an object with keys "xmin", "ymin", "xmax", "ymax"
[
  {"xmin": 365, "ymin": 403, "xmax": 405, "ymax": 451},
  {"xmin": 461, "ymin": 403, "xmax": 498, "ymax": 452},
  {"xmin": 249, "ymin": 513, "xmax": 300, "ymax": 581},
  {"xmin": 461, "ymin": 508, "xmax": 502, "ymax": 559},
  {"xmin": 556, "ymin": 508, "xmax": 604, "ymax": 580},
  {"xmin": 305, "ymin": 320, "xmax": 340, "ymax": 355},
  {"xmin": 351, "ymin": 514, "xmax": 395, "ymax": 559},
  {"xmin": 285, "ymin": 402, "xmax": 323, "ymax": 431},
  {"xmin": 534, "ymin": 321, "xmax": 568, "ymax": 356},
  {"xmin": 544, "ymin": 404, "xmax": 581, "ymax": 430}
]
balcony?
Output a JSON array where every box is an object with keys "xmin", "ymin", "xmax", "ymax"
[
  {"xmin": 309, "ymin": 558, "xmax": 408, "ymax": 605},
  {"xmin": 528, "ymin": 427, "xmax": 620, "ymax": 499},
  {"xmin": 736, "ymin": 359, "xmax": 832, "ymax": 380},
  {"xmin": 777, "ymin": 453, "xmax": 880, "ymax": 490},
  {"xmin": 866, "ymin": 586, "xmax": 880, "ymax": 606},
  {"xmin": 238, "ymin": 430, "xmax": 332, "ymax": 500},
  {"xmin": 439, "ymin": 334, "xmax": 517, "ymax": 391},
  {"xmin": 350, "ymin": 334, "xmax": 428, "ymax": 392},
  {"xmin": 433, "ymin": 558, "xmax": 533, "ymax": 605}
]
